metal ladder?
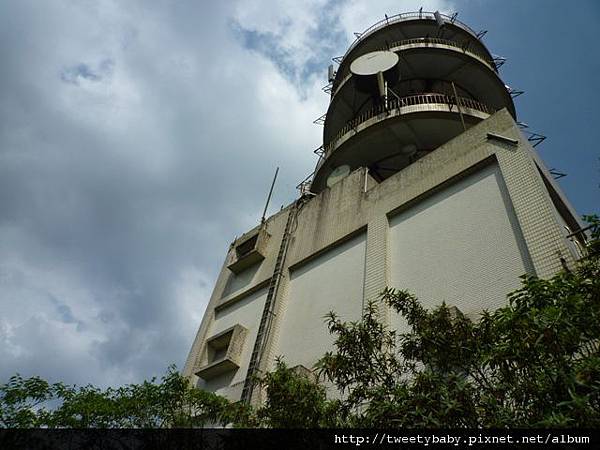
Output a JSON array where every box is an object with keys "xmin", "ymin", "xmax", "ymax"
[{"xmin": 240, "ymin": 201, "xmax": 298, "ymax": 403}]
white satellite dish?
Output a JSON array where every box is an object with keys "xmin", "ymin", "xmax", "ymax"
[
  {"xmin": 326, "ymin": 165, "xmax": 351, "ymax": 188},
  {"xmin": 350, "ymin": 51, "xmax": 399, "ymax": 98},
  {"xmin": 350, "ymin": 51, "xmax": 399, "ymax": 77}
]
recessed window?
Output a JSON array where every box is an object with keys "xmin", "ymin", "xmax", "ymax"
[
  {"xmin": 228, "ymin": 229, "xmax": 268, "ymax": 274},
  {"xmin": 207, "ymin": 329, "xmax": 233, "ymax": 364},
  {"xmin": 195, "ymin": 324, "xmax": 247, "ymax": 380},
  {"xmin": 236, "ymin": 234, "xmax": 258, "ymax": 259}
]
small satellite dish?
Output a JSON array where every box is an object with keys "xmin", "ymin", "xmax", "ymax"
[
  {"xmin": 328, "ymin": 64, "xmax": 336, "ymax": 83},
  {"xmin": 434, "ymin": 10, "xmax": 445, "ymax": 27},
  {"xmin": 326, "ymin": 165, "xmax": 351, "ymax": 188},
  {"xmin": 350, "ymin": 51, "xmax": 399, "ymax": 77}
]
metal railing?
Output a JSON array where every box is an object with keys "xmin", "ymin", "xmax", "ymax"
[
  {"xmin": 566, "ymin": 224, "xmax": 598, "ymax": 259},
  {"xmin": 322, "ymin": 93, "xmax": 494, "ymax": 161},
  {"xmin": 332, "ymin": 37, "xmax": 496, "ymax": 95},
  {"xmin": 341, "ymin": 11, "xmax": 481, "ymax": 64},
  {"xmin": 296, "ymin": 170, "xmax": 316, "ymax": 195},
  {"xmin": 386, "ymin": 37, "xmax": 494, "ymax": 69}
]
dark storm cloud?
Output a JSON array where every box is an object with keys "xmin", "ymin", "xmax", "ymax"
[{"xmin": 0, "ymin": 0, "xmax": 328, "ymax": 387}]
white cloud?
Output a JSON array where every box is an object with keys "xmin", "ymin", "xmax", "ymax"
[{"xmin": 232, "ymin": 0, "xmax": 331, "ymax": 72}]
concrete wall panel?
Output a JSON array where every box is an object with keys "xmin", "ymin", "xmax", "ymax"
[
  {"xmin": 388, "ymin": 163, "xmax": 531, "ymax": 329},
  {"xmin": 276, "ymin": 233, "xmax": 367, "ymax": 370}
]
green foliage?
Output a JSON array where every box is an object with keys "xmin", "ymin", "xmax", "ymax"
[
  {"xmin": 254, "ymin": 358, "xmax": 333, "ymax": 427},
  {"xmin": 0, "ymin": 374, "xmax": 55, "ymax": 428},
  {"xmin": 0, "ymin": 366, "xmax": 251, "ymax": 428}
]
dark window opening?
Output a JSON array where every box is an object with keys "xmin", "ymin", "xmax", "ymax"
[
  {"xmin": 236, "ymin": 235, "xmax": 258, "ymax": 259},
  {"xmin": 207, "ymin": 330, "xmax": 233, "ymax": 364}
]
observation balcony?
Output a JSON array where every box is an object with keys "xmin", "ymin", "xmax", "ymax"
[
  {"xmin": 309, "ymin": 11, "xmax": 516, "ymax": 193},
  {"xmin": 331, "ymin": 11, "xmax": 494, "ymax": 87},
  {"xmin": 311, "ymin": 93, "xmax": 496, "ymax": 192},
  {"xmin": 325, "ymin": 38, "xmax": 514, "ymax": 147},
  {"xmin": 331, "ymin": 37, "xmax": 496, "ymax": 97},
  {"xmin": 343, "ymin": 11, "xmax": 482, "ymax": 55}
]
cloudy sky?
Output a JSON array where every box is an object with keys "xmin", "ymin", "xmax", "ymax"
[{"xmin": 1, "ymin": 0, "xmax": 598, "ymax": 388}]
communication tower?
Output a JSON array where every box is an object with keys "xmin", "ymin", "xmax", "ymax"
[{"xmin": 183, "ymin": 11, "xmax": 586, "ymax": 405}]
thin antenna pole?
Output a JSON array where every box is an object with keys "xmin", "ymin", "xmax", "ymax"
[
  {"xmin": 451, "ymin": 81, "xmax": 467, "ymax": 131},
  {"xmin": 261, "ymin": 167, "xmax": 279, "ymax": 224}
]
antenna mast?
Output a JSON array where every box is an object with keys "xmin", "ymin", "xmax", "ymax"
[{"xmin": 261, "ymin": 167, "xmax": 279, "ymax": 224}]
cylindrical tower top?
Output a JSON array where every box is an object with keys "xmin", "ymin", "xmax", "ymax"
[{"xmin": 311, "ymin": 11, "xmax": 515, "ymax": 193}]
